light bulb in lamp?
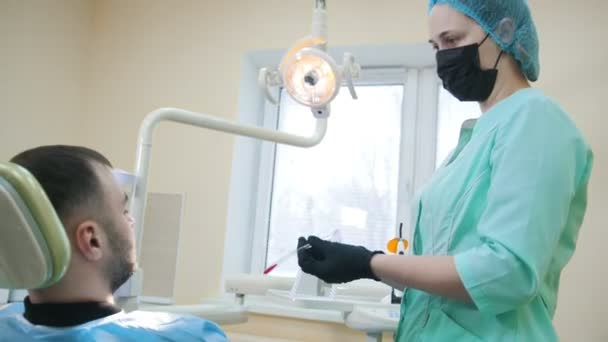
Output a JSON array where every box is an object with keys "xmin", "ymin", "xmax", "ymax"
[{"xmin": 280, "ymin": 47, "xmax": 341, "ymax": 108}]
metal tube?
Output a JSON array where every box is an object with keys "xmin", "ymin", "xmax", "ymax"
[
  {"xmin": 312, "ymin": 0, "xmax": 328, "ymax": 40},
  {"xmin": 130, "ymin": 108, "xmax": 328, "ymax": 260}
]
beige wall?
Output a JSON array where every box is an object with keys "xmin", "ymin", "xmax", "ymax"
[
  {"xmin": 1, "ymin": 0, "xmax": 606, "ymax": 340},
  {"xmin": 0, "ymin": 0, "xmax": 93, "ymax": 160}
]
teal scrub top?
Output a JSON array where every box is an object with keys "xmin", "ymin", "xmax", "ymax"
[{"xmin": 395, "ymin": 88, "xmax": 593, "ymax": 341}]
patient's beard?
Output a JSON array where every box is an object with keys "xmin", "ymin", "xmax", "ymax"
[
  {"xmin": 104, "ymin": 224, "xmax": 136, "ymax": 294},
  {"xmin": 108, "ymin": 250, "xmax": 135, "ymax": 294}
]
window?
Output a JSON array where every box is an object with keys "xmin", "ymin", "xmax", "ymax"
[
  {"xmin": 223, "ymin": 44, "xmax": 478, "ymax": 283},
  {"xmin": 266, "ymin": 85, "xmax": 404, "ymax": 277}
]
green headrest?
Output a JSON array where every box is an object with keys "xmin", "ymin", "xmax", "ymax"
[{"xmin": 0, "ymin": 163, "xmax": 70, "ymax": 289}]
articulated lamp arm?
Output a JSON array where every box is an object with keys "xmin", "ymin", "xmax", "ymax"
[{"xmin": 130, "ymin": 108, "xmax": 328, "ymax": 260}]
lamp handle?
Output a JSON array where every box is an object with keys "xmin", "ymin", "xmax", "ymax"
[
  {"xmin": 343, "ymin": 53, "xmax": 360, "ymax": 100},
  {"xmin": 258, "ymin": 68, "xmax": 279, "ymax": 104}
]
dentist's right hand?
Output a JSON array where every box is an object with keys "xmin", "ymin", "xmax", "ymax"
[{"xmin": 297, "ymin": 236, "xmax": 384, "ymax": 284}]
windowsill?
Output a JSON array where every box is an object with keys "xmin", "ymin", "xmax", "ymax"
[
  {"xmin": 244, "ymin": 296, "xmax": 345, "ymax": 323},
  {"xmin": 239, "ymin": 279, "xmax": 395, "ymax": 324}
]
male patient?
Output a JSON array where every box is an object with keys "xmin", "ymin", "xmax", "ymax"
[{"xmin": 0, "ymin": 145, "xmax": 227, "ymax": 341}]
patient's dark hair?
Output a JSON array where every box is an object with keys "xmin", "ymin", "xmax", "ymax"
[{"xmin": 10, "ymin": 145, "xmax": 113, "ymax": 223}]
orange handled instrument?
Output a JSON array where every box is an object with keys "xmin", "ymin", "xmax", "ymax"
[{"xmin": 386, "ymin": 222, "xmax": 408, "ymax": 254}]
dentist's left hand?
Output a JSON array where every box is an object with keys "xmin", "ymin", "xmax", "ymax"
[{"xmin": 297, "ymin": 236, "xmax": 384, "ymax": 284}]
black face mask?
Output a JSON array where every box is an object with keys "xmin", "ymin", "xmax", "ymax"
[{"xmin": 436, "ymin": 34, "xmax": 503, "ymax": 102}]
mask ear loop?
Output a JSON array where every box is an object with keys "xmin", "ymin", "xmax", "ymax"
[
  {"xmin": 493, "ymin": 50, "xmax": 504, "ymax": 69},
  {"xmin": 480, "ymin": 33, "xmax": 505, "ymax": 70},
  {"xmin": 479, "ymin": 33, "xmax": 491, "ymax": 47}
]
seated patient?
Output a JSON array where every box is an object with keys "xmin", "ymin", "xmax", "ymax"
[{"xmin": 0, "ymin": 145, "xmax": 227, "ymax": 341}]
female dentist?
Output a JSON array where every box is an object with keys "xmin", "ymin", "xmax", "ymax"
[{"xmin": 297, "ymin": 0, "xmax": 594, "ymax": 340}]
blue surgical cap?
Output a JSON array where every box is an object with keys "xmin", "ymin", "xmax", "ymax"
[{"xmin": 429, "ymin": 0, "xmax": 540, "ymax": 81}]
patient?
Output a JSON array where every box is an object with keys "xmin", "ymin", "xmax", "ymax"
[{"xmin": 0, "ymin": 145, "xmax": 227, "ymax": 341}]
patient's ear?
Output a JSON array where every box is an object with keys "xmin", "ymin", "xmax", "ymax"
[{"xmin": 73, "ymin": 220, "xmax": 104, "ymax": 261}]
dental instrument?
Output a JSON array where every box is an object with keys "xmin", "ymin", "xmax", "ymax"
[
  {"xmin": 264, "ymin": 229, "xmax": 340, "ymax": 275},
  {"xmin": 264, "ymin": 244, "xmax": 312, "ymax": 275}
]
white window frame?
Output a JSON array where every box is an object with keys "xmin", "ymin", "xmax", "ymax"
[{"xmin": 222, "ymin": 44, "xmax": 438, "ymax": 287}]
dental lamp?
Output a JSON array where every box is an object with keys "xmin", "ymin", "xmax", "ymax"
[
  {"xmin": 115, "ymin": 0, "xmax": 360, "ymax": 304},
  {"xmin": 259, "ymin": 0, "xmax": 360, "ymax": 118}
]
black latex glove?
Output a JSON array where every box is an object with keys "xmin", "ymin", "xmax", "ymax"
[{"xmin": 297, "ymin": 236, "xmax": 384, "ymax": 284}]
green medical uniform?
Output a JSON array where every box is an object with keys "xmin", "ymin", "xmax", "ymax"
[{"xmin": 395, "ymin": 88, "xmax": 593, "ymax": 341}]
